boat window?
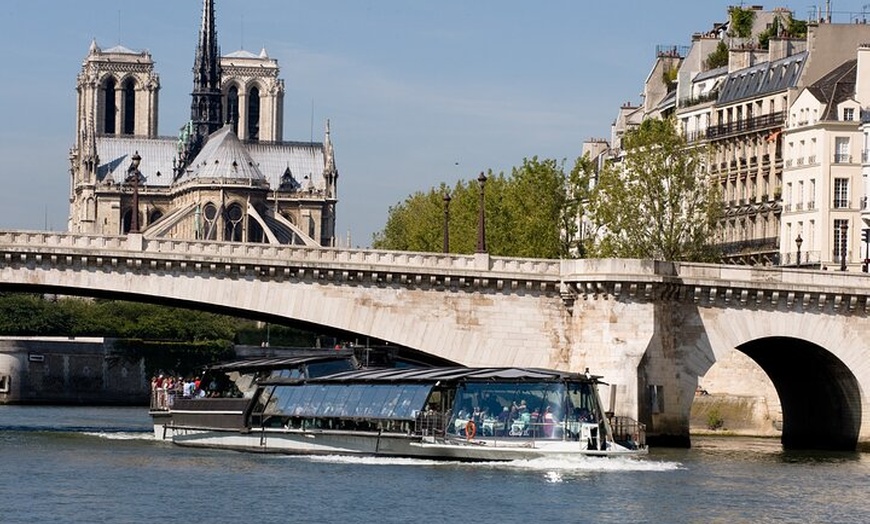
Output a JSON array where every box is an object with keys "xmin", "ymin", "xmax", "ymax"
[
  {"xmin": 263, "ymin": 383, "xmax": 433, "ymax": 420},
  {"xmin": 448, "ymin": 381, "xmax": 573, "ymax": 439},
  {"xmin": 306, "ymin": 359, "xmax": 356, "ymax": 378}
]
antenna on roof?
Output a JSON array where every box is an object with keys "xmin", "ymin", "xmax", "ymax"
[
  {"xmin": 241, "ymin": 14, "xmax": 245, "ymax": 50},
  {"xmin": 310, "ymin": 99, "xmax": 315, "ymax": 143},
  {"xmin": 117, "ymin": 10, "xmax": 122, "ymax": 45}
]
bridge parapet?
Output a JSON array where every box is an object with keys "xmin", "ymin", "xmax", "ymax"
[
  {"xmin": 0, "ymin": 230, "xmax": 562, "ymax": 296},
  {"xmin": 560, "ymin": 258, "xmax": 870, "ymax": 315}
]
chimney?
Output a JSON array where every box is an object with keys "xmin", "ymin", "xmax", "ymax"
[{"xmin": 857, "ymin": 44, "xmax": 870, "ymax": 108}]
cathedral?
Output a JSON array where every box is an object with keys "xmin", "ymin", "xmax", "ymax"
[{"xmin": 68, "ymin": 0, "xmax": 338, "ymax": 247}]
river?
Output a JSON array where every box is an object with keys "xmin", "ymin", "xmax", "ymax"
[{"xmin": 0, "ymin": 405, "xmax": 868, "ymax": 523}]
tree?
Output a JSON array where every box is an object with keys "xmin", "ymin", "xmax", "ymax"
[
  {"xmin": 373, "ymin": 157, "xmax": 572, "ymax": 259},
  {"xmin": 705, "ymin": 41, "xmax": 729, "ymax": 70},
  {"xmin": 587, "ymin": 118, "xmax": 721, "ymax": 262}
]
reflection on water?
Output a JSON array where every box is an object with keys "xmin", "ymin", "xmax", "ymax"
[{"xmin": 1, "ymin": 407, "xmax": 869, "ymax": 523}]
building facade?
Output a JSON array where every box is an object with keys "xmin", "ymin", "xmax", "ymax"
[
  {"xmin": 68, "ymin": 0, "xmax": 338, "ymax": 247},
  {"xmin": 593, "ymin": 5, "xmax": 870, "ymax": 270}
]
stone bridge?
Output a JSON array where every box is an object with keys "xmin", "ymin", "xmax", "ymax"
[{"xmin": 1, "ymin": 230, "xmax": 869, "ymax": 450}]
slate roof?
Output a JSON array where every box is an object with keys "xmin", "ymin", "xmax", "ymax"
[
  {"xmin": 178, "ymin": 125, "xmax": 266, "ymax": 182},
  {"xmin": 95, "ymin": 133, "xmax": 327, "ymax": 191},
  {"xmin": 806, "ymin": 59, "xmax": 857, "ymax": 121},
  {"xmin": 718, "ymin": 51, "xmax": 807, "ymax": 105}
]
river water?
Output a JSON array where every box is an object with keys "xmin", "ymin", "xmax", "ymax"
[{"xmin": 1, "ymin": 406, "xmax": 868, "ymax": 524}]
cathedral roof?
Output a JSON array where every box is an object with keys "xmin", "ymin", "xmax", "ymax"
[
  {"xmin": 225, "ymin": 49, "xmax": 260, "ymax": 59},
  {"xmin": 179, "ymin": 125, "xmax": 266, "ymax": 182},
  {"xmin": 94, "ymin": 134, "xmax": 328, "ymax": 192},
  {"xmin": 101, "ymin": 44, "xmax": 141, "ymax": 55}
]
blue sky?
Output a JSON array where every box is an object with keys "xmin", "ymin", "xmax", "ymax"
[{"xmin": 2, "ymin": 1, "xmax": 869, "ymax": 246}]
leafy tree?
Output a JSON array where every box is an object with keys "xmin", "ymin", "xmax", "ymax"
[
  {"xmin": 728, "ymin": 6, "xmax": 756, "ymax": 38},
  {"xmin": 373, "ymin": 157, "xmax": 571, "ymax": 259},
  {"xmin": 587, "ymin": 118, "xmax": 721, "ymax": 262},
  {"xmin": 705, "ymin": 41, "xmax": 729, "ymax": 70}
]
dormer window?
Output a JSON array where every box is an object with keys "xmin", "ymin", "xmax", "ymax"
[{"xmin": 844, "ymin": 107, "xmax": 855, "ymax": 121}]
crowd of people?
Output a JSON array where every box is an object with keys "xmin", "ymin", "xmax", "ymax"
[{"xmin": 150, "ymin": 374, "xmax": 220, "ymax": 410}]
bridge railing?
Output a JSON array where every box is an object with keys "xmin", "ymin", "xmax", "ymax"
[{"xmin": 0, "ymin": 230, "xmax": 562, "ymax": 279}]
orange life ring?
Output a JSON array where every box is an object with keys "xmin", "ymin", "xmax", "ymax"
[{"xmin": 465, "ymin": 420, "xmax": 476, "ymax": 440}]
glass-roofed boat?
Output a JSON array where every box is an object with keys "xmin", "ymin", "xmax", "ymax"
[{"xmin": 153, "ymin": 362, "xmax": 647, "ymax": 460}]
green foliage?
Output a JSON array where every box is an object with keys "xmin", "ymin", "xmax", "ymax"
[
  {"xmin": 0, "ymin": 294, "xmax": 256, "ymax": 341},
  {"xmin": 757, "ymin": 17, "xmax": 779, "ymax": 50},
  {"xmin": 373, "ymin": 157, "xmax": 573, "ymax": 259},
  {"xmin": 662, "ymin": 65, "xmax": 679, "ymax": 89},
  {"xmin": 728, "ymin": 6, "xmax": 756, "ymax": 38},
  {"xmin": 587, "ymin": 118, "xmax": 721, "ymax": 262},
  {"xmin": 705, "ymin": 41, "xmax": 729, "ymax": 70},
  {"xmin": 115, "ymin": 339, "xmax": 235, "ymax": 377},
  {"xmin": 707, "ymin": 408, "xmax": 725, "ymax": 430},
  {"xmin": 786, "ymin": 18, "xmax": 807, "ymax": 38}
]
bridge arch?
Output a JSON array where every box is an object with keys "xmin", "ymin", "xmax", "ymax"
[{"xmin": 736, "ymin": 337, "xmax": 861, "ymax": 450}]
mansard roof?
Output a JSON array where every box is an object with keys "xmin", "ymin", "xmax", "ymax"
[
  {"xmin": 805, "ymin": 59, "xmax": 857, "ymax": 121},
  {"xmin": 718, "ymin": 51, "xmax": 807, "ymax": 105}
]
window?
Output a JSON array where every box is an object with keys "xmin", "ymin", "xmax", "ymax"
[
  {"xmin": 844, "ymin": 107, "xmax": 855, "ymax": 121},
  {"xmin": 123, "ymin": 79, "xmax": 136, "ymax": 135},
  {"xmin": 247, "ymin": 87, "xmax": 260, "ymax": 141},
  {"xmin": 834, "ymin": 178, "xmax": 849, "ymax": 208},
  {"xmin": 834, "ymin": 219, "xmax": 849, "ymax": 262},
  {"xmin": 835, "ymin": 137, "xmax": 850, "ymax": 163},
  {"xmin": 103, "ymin": 78, "xmax": 116, "ymax": 134},
  {"xmin": 0, "ymin": 374, "xmax": 9, "ymax": 393},
  {"xmin": 226, "ymin": 85, "xmax": 239, "ymax": 136}
]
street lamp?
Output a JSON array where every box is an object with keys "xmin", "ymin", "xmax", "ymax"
[
  {"xmin": 795, "ymin": 234, "xmax": 803, "ymax": 267},
  {"xmin": 442, "ymin": 191, "xmax": 451, "ymax": 253},
  {"xmin": 126, "ymin": 151, "xmax": 143, "ymax": 233},
  {"xmin": 840, "ymin": 221, "xmax": 848, "ymax": 271},
  {"xmin": 476, "ymin": 172, "xmax": 487, "ymax": 253}
]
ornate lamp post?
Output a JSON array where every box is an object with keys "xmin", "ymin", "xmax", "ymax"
[
  {"xmin": 442, "ymin": 191, "xmax": 451, "ymax": 253},
  {"xmin": 795, "ymin": 234, "xmax": 803, "ymax": 267},
  {"xmin": 126, "ymin": 151, "xmax": 143, "ymax": 233},
  {"xmin": 840, "ymin": 221, "xmax": 848, "ymax": 271},
  {"xmin": 476, "ymin": 172, "xmax": 487, "ymax": 253}
]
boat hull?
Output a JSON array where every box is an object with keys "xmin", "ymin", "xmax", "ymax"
[{"xmin": 161, "ymin": 426, "xmax": 647, "ymax": 461}]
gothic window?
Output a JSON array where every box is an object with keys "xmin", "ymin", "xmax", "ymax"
[
  {"xmin": 247, "ymin": 87, "xmax": 260, "ymax": 141},
  {"xmin": 123, "ymin": 78, "xmax": 136, "ymax": 135},
  {"xmin": 121, "ymin": 209, "xmax": 140, "ymax": 234},
  {"xmin": 224, "ymin": 203, "xmax": 244, "ymax": 241},
  {"xmin": 202, "ymin": 202, "xmax": 218, "ymax": 240},
  {"xmin": 227, "ymin": 85, "xmax": 240, "ymax": 135},
  {"xmin": 104, "ymin": 78, "xmax": 117, "ymax": 134},
  {"xmin": 85, "ymin": 197, "xmax": 96, "ymax": 221}
]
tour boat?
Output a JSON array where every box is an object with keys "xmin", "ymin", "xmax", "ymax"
[{"xmin": 152, "ymin": 360, "xmax": 647, "ymax": 460}]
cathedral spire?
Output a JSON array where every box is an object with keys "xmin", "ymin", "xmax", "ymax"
[{"xmin": 190, "ymin": 0, "xmax": 223, "ymax": 145}]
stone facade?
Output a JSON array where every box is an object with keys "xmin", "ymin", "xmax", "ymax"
[
  {"xmin": 68, "ymin": 0, "xmax": 338, "ymax": 247},
  {"xmin": 0, "ymin": 337, "xmax": 148, "ymax": 405}
]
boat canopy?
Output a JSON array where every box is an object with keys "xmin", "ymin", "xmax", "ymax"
[{"xmin": 261, "ymin": 366, "xmax": 599, "ymax": 385}]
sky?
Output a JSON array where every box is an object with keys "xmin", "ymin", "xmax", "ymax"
[{"xmin": 2, "ymin": 1, "xmax": 870, "ymax": 247}]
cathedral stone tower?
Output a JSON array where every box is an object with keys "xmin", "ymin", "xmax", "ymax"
[
  {"xmin": 68, "ymin": 0, "xmax": 338, "ymax": 247},
  {"xmin": 221, "ymin": 48, "xmax": 284, "ymax": 142}
]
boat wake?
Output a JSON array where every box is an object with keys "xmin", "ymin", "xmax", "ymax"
[
  {"xmin": 300, "ymin": 453, "xmax": 683, "ymax": 474},
  {"xmin": 83, "ymin": 431, "xmax": 155, "ymax": 441}
]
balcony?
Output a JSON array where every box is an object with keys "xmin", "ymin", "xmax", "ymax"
[
  {"xmin": 833, "ymin": 199, "xmax": 850, "ymax": 209},
  {"xmin": 707, "ymin": 111, "xmax": 786, "ymax": 140},
  {"xmin": 678, "ymin": 90, "xmax": 720, "ymax": 109},
  {"xmin": 833, "ymin": 153, "xmax": 852, "ymax": 164},
  {"xmin": 808, "ymin": 155, "xmax": 816, "ymax": 165}
]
